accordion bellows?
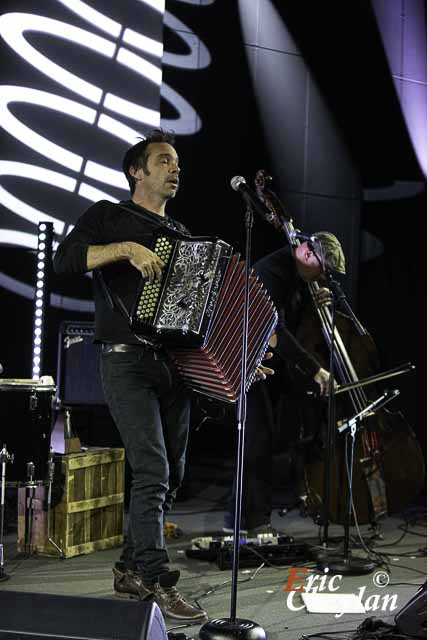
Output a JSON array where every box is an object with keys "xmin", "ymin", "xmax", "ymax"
[{"xmin": 131, "ymin": 235, "xmax": 277, "ymax": 403}]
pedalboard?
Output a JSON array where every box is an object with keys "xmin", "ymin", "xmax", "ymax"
[{"xmin": 186, "ymin": 534, "xmax": 312, "ymax": 569}]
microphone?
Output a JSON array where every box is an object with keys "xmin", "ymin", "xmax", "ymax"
[
  {"xmin": 230, "ymin": 176, "xmax": 274, "ymax": 222},
  {"xmin": 289, "ymin": 230, "xmax": 317, "ymax": 244}
]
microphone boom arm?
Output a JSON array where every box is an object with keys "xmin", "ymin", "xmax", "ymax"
[{"xmin": 335, "ymin": 362, "xmax": 415, "ymax": 396}]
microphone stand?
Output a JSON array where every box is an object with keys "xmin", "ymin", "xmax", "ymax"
[
  {"xmin": 0, "ymin": 444, "xmax": 13, "ymax": 582},
  {"xmin": 316, "ymin": 273, "xmax": 375, "ymax": 575},
  {"xmin": 326, "ymin": 275, "xmax": 368, "ymax": 338},
  {"xmin": 199, "ymin": 203, "xmax": 266, "ymax": 640},
  {"xmin": 319, "ymin": 390, "xmax": 400, "ymax": 575}
]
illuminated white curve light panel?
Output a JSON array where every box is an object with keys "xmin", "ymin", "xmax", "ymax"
[
  {"xmin": 0, "ymin": 1, "xmax": 213, "ymax": 312},
  {"xmin": 0, "ymin": 86, "xmax": 96, "ymax": 172},
  {"xmin": 56, "ymin": 0, "xmax": 164, "ymax": 58},
  {"xmin": 175, "ymin": 0, "xmax": 215, "ymax": 4},
  {"xmin": 163, "ymin": 11, "xmax": 211, "ymax": 69},
  {"xmin": 136, "ymin": 0, "xmax": 165, "ymax": 13},
  {"xmin": 0, "ymin": 13, "xmax": 114, "ymax": 104},
  {"xmin": 56, "ymin": 0, "xmax": 122, "ymax": 38}
]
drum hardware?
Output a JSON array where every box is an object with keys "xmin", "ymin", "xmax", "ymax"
[
  {"xmin": 64, "ymin": 407, "xmax": 71, "ymax": 438},
  {"xmin": 22, "ymin": 462, "xmax": 39, "ymax": 555},
  {"xmin": 0, "ymin": 444, "xmax": 14, "ymax": 581},
  {"xmin": 63, "ymin": 407, "xmax": 81, "ymax": 454},
  {"xmin": 29, "ymin": 390, "xmax": 39, "ymax": 410},
  {"xmin": 45, "ymin": 449, "xmax": 64, "ymax": 558},
  {"xmin": 49, "ymin": 400, "xmax": 82, "ymax": 456}
]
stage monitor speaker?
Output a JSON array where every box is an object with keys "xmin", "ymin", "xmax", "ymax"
[
  {"xmin": 395, "ymin": 580, "xmax": 427, "ymax": 639},
  {"xmin": 0, "ymin": 590, "xmax": 167, "ymax": 640},
  {"xmin": 56, "ymin": 321, "xmax": 105, "ymax": 406}
]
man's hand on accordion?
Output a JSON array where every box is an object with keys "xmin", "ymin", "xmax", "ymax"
[
  {"xmin": 254, "ymin": 351, "xmax": 274, "ymax": 382},
  {"xmin": 126, "ymin": 242, "xmax": 165, "ymax": 283}
]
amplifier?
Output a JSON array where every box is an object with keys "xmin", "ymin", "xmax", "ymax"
[{"xmin": 56, "ymin": 321, "xmax": 105, "ymax": 406}]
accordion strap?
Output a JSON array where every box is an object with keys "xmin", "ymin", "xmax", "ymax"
[
  {"xmin": 96, "ymin": 269, "xmax": 159, "ymax": 349},
  {"xmin": 94, "ymin": 268, "xmax": 128, "ymax": 319},
  {"xmin": 116, "ymin": 203, "xmax": 190, "ymax": 237}
]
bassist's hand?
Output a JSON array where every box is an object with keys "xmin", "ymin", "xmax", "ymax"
[
  {"xmin": 314, "ymin": 287, "xmax": 332, "ymax": 307},
  {"xmin": 254, "ymin": 351, "xmax": 274, "ymax": 381},
  {"xmin": 313, "ymin": 367, "xmax": 337, "ymax": 396}
]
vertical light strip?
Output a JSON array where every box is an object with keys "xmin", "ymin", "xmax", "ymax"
[{"xmin": 31, "ymin": 222, "xmax": 53, "ymax": 379}]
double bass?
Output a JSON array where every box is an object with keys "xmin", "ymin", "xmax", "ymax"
[{"xmin": 254, "ymin": 170, "xmax": 424, "ymax": 526}]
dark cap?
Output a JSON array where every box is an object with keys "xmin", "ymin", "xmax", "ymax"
[{"xmin": 312, "ymin": 231, "xmax": 346, "ymax": 274}]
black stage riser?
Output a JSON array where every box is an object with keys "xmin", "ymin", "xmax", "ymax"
[{"xmin": 0, "ymin": 591, "xmax": 167, "ymax": 640}]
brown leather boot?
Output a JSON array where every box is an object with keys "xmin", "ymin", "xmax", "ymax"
[
  {"xmin": 113, "ymin": 566, "xmax": 154, "ymax": 601},
  {"xmin": 153, "ymin": 571, "xmax": 208, "ymax": 623}
]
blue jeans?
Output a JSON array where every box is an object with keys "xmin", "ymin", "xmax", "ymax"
[{"xmin": 100, "ymin": 347, "xmax": 190, "ymax": 582}]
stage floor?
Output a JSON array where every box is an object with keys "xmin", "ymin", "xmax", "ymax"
[{"xmin": 1, "ymin": 484, "xmax": 426, "ymax": 640}]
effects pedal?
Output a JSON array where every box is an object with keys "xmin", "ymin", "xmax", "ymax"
[{"xmin": 186, "ymin": 533, "xmax": 312, "ymax": 569}]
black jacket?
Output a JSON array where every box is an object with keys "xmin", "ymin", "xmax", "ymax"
[
  {"xmin": 253, "ymin": 245, "xmax": 321, "ymax": 378},
  {"xmin": 53, "ymin": 199, "xmax": 189, "ymax": 344}
]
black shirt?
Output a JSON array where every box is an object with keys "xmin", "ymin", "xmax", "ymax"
[
  {"xmin": 253, "ymin": 245, "xmax": 321, "ymax": 378},
  {"xmin": 53, "ymin": 199, "xmax": 190, "ymax": 345}
]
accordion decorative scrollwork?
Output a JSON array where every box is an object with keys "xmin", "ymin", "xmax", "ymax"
[
  {"xmin": 131, "ymin": 235, "xmax": 233, "ymax": 346},
  {"xmin": 130, "ymin": 233, "xmax": 277, "ymax": 403}
]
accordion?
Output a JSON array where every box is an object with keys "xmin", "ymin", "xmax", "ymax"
[{"xmin": 130, "ymin": 234, "xmax": 277, "ymax": 403}]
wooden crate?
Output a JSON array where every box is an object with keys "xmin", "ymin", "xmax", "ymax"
[{"xmin": 18, "ymin": 447, "xmax": 125, "ymax": 558}]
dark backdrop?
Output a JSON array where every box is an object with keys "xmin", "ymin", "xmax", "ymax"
[{"xmin": 0, "ymin": 0, "xmax": 425, "ymax": 492}]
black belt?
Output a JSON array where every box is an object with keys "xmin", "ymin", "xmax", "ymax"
[{"xmin": 102, "ymin": 343, "xmax": 148, "ymax": 354}]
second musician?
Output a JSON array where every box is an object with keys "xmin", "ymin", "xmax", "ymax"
[{"xmin": 223, "ymin": 232, "xmax": 346, "ymax": 534}]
